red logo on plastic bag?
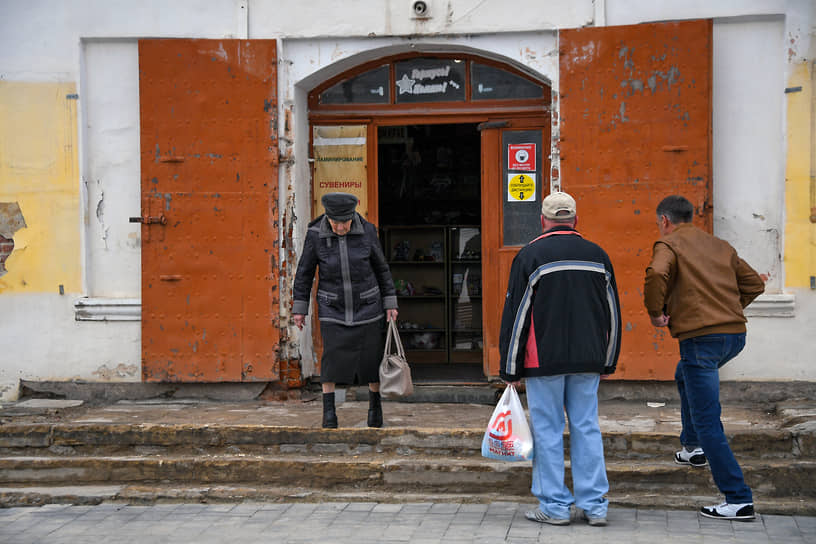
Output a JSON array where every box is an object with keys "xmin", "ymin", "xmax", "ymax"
[{"xmin": 488, "ymin": 410, "xmax": 512, "ymax": 440}]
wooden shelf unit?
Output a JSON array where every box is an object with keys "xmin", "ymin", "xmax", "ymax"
[{"xmin": 382, "ymin": 225, "xmax": 482, "ymax": 364}]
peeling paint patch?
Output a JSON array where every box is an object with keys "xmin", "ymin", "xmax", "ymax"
[
  {"xmin": 0, "ymin": 202, "xmax": 27, "ymax": 239},
  {"xmin": 619, "ymin": 102, "xmax": 628, "ymax": 123},
  {"xmin": 127, "ymin": 231, "xmax": 141, "ymax": 249},
  {"xmin": 628, "ymin": 79, "xmax": 644, "ymax": 94},
  {"xmin": 643, "ymin": 66, "xmax": 681, "ymax": 94},
  {"xmin": 0, "ymin": 202, "xmax": 27, "ymax": 277},
  {"xmin": 787, "ymin": 33, "xmax": 800, "ymax": 63},
  {"xmin": 95, "ymin": 187, "xmax": 110, "ymax": 249},
  {"xmin": 563, "ymin": 40, "xmax": 597, "ymax": 70},
  {"xmin": 213, "ymin": 42, "xmax": 228, "ymax": 61},
  {"xmin": 95, "ymin": 189, "xmax": 105, "ymax": 222},
  {"xmin": 522, "ymin": 46, "xmax": 538, "ymax": 63},
  {"xmin": 92, "ymin": 363, "xmax": 139, "ymax": 380}
]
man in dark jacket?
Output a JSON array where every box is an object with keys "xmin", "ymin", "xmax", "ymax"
[
  {"xmin": 644, "ymin": 195, "xmax": 764, "ymax": 521},
  {"xmin": 499, "ymin": 191, "xmax": 621, "ymax": 527}
]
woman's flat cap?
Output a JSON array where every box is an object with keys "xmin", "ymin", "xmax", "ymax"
[{"xmin": 322, "ymin": 192, "xmax": 358, "ymax": 221}]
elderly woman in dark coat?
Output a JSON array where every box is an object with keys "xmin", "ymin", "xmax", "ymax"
[{"xmin": 292, "ymin": 193, "xmax": 399, "ymax": 428}]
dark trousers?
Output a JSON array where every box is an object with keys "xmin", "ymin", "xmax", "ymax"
[{"xmin": 676, "ymin": 333, "xmax": 753, "ymax": 504}]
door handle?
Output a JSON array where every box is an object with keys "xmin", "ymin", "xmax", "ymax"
[
  {"xmin": 129, "ymin": 215, "xmax": 167, "ymax": 225},
  {"xmin": 477, "ymin": 120, "xmax": 510, "ymax": 131},
  {"xmin": 159, "ymin": 275, "xmax": 182, "ymax": 281}
]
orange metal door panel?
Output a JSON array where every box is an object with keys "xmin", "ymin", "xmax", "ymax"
[
  {"xmin": 481, "ymin": 119, "xmax": 550, "ymax": 378},
  {"xmin": 481, "ymin": 126, "xmax": 502, "ymax": 376},
  {"xmin": 139, "ymin": 39, "xmax": 279, "ymax": 382},
  {"xmin": 560, "ymin": 20, "xmax": 712, "ymax": 379}
]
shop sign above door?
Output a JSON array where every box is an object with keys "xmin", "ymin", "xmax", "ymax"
[{"xmin": 394, "ymin": 58, "xmax": 466, "ymax": 103}]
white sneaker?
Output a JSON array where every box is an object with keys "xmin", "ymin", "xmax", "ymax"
[
  {"xmin": 700, "ymin": 502, "xmax": 755, "ymax": 521},
  {"xmin": 579, "ymin": 508, "xmax": 607, "ymax": 526},
  {"xmin": 675, "ymin": 447, "xmax": 707, "ymax": 467},
  {"xmin": 524, "ymin": 509, "xmax": 570, "ymax": 525}
]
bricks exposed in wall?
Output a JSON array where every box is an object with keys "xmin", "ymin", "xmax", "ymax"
[
  {"xmin": 279, "ymin": 359, "xmax": 303, "ymax": 389},
  {"xmin": 0, "ymin": 234, "xmax": 13, "ymax": 276},
  {"xmin": 0, "ymin": 202, "xmax": 26, "ymax": 277}
]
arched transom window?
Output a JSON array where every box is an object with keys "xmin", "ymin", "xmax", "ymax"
[{"xmin": 311, "ymin": 56, "xmax": 547, "ymax": 108}]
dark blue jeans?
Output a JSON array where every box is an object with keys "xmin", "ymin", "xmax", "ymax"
[{"xmin": 676, "ymin": 333, "xmax": 753, "ymax": 504}]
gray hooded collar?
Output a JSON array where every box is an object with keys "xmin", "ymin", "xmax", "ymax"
[{"xmin": 316, "ymin": 213, "xmax": 364, "ymax": 238}]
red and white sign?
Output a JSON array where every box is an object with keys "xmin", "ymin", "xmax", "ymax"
[{"xmin": 508, "ymin": 143, "xmax": 535, "ymax": 171}]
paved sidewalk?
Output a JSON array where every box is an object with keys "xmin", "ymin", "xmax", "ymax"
[{"xmin": 1, "ymin": 501, "xmax": 814, "ymax": 543}]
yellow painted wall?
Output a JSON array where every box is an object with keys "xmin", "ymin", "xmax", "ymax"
[
  {"xmin": 784, "ymin": 62, "xmax": 816, "ymax": 288},
  {"xmin": 0, "ymin": 82, "xmax": 80, "ymax": 294}
]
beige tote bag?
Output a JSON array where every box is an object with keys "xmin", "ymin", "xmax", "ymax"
[{"xmin": 379, "ymin": 320, "xmax": 414, "ymax": 398}]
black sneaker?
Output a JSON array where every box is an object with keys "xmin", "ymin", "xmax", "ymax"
[
  {"xmin": 700, "ymin": 502, "xmax": 755, "ymax": 521},
  {"xmin": 675, "ymin": 447, "xmax": 707, "ymax": 467}
]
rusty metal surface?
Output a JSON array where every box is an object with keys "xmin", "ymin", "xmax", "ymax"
[
  {"xmin": 139, "ymin": 39, "xmax": 279, "ymax": 382},
  {"xmin": 559, "ymin": 20, "xmax": 712, "ymax": 380}
]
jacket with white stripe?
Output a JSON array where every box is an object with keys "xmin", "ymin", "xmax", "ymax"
[
  {"xmin": 292, "ymin": 213, "xmax": 398, "ymax": 326},
  {"xmin": 498, "ymin": 226, "xmax": 622, "ymax": 382}
]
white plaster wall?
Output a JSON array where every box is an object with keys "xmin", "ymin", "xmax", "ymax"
[
  {"xmin": 712, "ymin": 18, "xmax": 786, "ymax": 293},
  {"xmin": 605, "ymin": 0, "xmax": 813, "ymax": 64},
  {"xmin": 722, "ymin": 289, "xmax": 816, "ymax": 380},
  {"xmin": 608, "ymin": 0, "xmax": 791, "ymax": 24},
  {"xmin": 82, "ymin": 40, "xmax": 141, "ymax": 297},
  {"xmin": 0, "ymin": 294, "xmax": 141, "ymax": 399},
  {"xmin": 0, "ymin": 0, "xmax": 248, "ymax": 81},
  {"xmin": 248, "ymin": 0, "xmax": 592, "ymax": 38},
  {"xmin": 287, "ymin": 83, "xmax": 316, "ymax": 377}
]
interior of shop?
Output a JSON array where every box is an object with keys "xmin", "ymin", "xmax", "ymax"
[{"xmin": 378, "ymin": 124, "xmax": 485, "ymax": 382}]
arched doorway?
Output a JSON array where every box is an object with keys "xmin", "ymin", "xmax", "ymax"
[{"xmin": 308, "ymin": 52, "xmax": 551, "ymax": 382}]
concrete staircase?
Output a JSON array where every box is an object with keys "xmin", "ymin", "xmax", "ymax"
[{"xmin": 1, "ymin": 418, "xmax": 815, "ymax": 514}]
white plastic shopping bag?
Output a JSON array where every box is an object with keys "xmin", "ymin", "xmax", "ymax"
[{"xmin": 481, "ymin": 384, "xmax": 534, "ymax": 461}]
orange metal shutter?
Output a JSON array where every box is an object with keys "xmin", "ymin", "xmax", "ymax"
[
  {"xmin": 559, "ymin": 20, "xmax": 713, "ymax": 379},
  {"xmin": 138, "ymin": 39, "xmax": 280, "ymax": 382}
]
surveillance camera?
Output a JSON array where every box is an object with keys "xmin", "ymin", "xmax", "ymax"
[{"xmin": 412, "ymin": 0, "xmax": 429, "ymax": 17}]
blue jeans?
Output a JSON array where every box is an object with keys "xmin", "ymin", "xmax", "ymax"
[
  {"xmin": 526, "ymin": 374, "xmax": 608, "ymax": 519},
  {"xmin": 676, "ymin": 333, "xmax": 753, "ymax": 504}
]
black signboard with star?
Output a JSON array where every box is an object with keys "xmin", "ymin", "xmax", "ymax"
[{"xmin": 394, "ymin": 58, "xmax": 466, "ymax": 103}]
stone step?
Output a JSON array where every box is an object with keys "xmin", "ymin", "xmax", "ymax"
[
  {"xmin": 0, "ymin": 454, "xmax": 813, "ymax": 500},
  {"xmin": 1, "ymin": 424, "xmax": 812, "ymax": 460},
  {"xmin": 0, "ymin": 483, "xmax": 813, "ymax": 516}
]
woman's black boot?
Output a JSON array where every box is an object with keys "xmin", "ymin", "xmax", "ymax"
[
  {"xmin": 322, "ymin": 392, "xmax": 338, "ymax": 429},
  {"xmin": 367, "ymin": 390, "xmax": 383, "ymax": 428}
]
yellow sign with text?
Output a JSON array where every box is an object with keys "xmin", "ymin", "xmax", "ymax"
[
  {"xmin": 507, "ymin": 173, "xmax": 536, "ymax": 202},
  {"xmin": 313, "ymin": 125, "xmax": 368, "ymax": 219}
]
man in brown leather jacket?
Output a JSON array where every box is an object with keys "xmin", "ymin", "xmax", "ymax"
[{"xmin": 644, "ymin": 195, "xmax": 765, "ymax": 521}]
